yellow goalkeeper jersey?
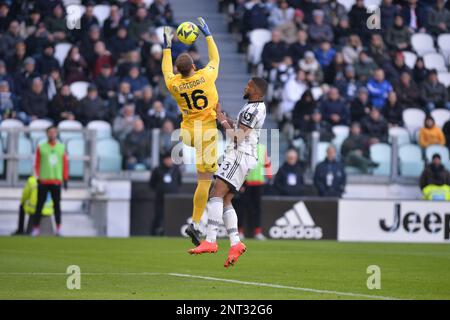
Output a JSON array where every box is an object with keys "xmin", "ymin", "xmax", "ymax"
[{"xmin": 162, "ymin": 36, "xmax": 220, "ymax": 127}]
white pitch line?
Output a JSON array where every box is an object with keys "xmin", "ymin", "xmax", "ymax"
[
  {"xmin": 0, "ymin": 272, "xmax": 403, "ymax": 300},
  {"xmin": 168, "ymin": 273, "xmax": 402, "ymax": 300}
]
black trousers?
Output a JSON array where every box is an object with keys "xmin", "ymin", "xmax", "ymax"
[
  {"xmin": 235, "ymin": 185, "xmax": 262, "ymax": 234},
  {"xmin": 17, "ymin": 205, "xmax": 26, "ymax": 233},
  {"xmin": 151, "ymin": 192, "xmax": 165, "ymax": 236},
  {"xmin": 33, "ymin": 183, "xmax": 61, "ymax": 227}
]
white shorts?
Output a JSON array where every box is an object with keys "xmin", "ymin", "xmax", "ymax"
[{"xmin": 215, "ymin": 149, "xmax": 257, "ymax": 192}]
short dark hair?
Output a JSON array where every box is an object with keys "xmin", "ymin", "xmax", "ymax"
[
  {"xmin": 251, "ymin": 77, "xmax": 268, "ymax": 96},
  {"xmin": 46, "ymin": 125, "xmax": 57, "ymax": 133},
  {"xmin": 432, "ymin": 153, "xmax": 441, "ymax": 161}
]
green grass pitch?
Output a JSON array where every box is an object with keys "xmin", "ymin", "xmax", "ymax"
[{"xmin": 0, "ymin": 237, "xmax": 449, "ymax": 300}]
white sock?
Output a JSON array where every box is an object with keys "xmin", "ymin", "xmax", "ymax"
[
  {"xmin": 206, "ymin": 197, "xmax": 223, "ymax": 243},
  {"xmin": 223, "ymin": 205, "xmax": 240, "ymax": 246}
]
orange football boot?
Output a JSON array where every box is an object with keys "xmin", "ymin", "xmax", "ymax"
[
  {"xmin": 224, "ymin": 242, "xmax": 246, "ymax": 268},
  {"xmin": 188, "ymin": 241, "xmax": 218, "ymax": 255}
]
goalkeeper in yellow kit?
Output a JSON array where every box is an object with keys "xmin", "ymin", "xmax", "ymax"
[{"xmin": 162, "ymin": 18, "xmax": 220, "ymax": 246}]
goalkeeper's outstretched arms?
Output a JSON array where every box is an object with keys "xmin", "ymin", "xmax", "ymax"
[
  {"xmin": 162, "ymin": 26, "xmax": 175, "ymax": 86},
  {"xmin": 197, "ymin": 17, "xmax": 220, "ymax": 80}
]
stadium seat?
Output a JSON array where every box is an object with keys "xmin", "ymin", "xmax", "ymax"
[
  {"xmin": 370, "ymin": 143, "xmax": 391, "ymax": 176},
  {"xmin": 425, "ymin": 145, "xmax": 450, "ymax": 170},
  {"xmin": 411, "ymin": 33, "xmax": 436, "ymax": 56},
  {"xmin": 364, "ymin": 0, "xmax": 382, "ymax": 8},
  {"xmin": 70, "ymin": 81, "xmax": 90, "ymax": 100},
  {"xmin": 96, "ymin": 139, "xmax": 122, "ymax": 172},
  {"xmin": 403, "ymin": 108, "xmax": 426, "ymax": 139},
  {"xmin": 437, "ymin": 72, "xmax": 450, "ymax": 88},
  {"xmin": 0, "ymin": 118, "xmax": 24, "ymax": 142},
  {"xmin": 67, "ymin": 139, "xmax": 85, "ymax": 178},
  {"xmin": 437, "ymin": 33, "xmax": 450, "ymax": 64},
  {"xmin": 247, "ymin": 29, "xmax": 272, "ymax": 66},
  {"xmin": 18, "ymin": 136, "xmax": 33, "ymax": 176},
  {"xmin": 143, "ymin": 0, "xmax": 154, "ymax": 8},
  {"xmin": 423, "ymin": 53, "xmax": 447, "ymax": 72},
  {"xmin": 54, "ymin": 43, "xmax": 72, "ymax": 67},
  {"xmin": 317, "ymin": 142, "xmax": 331, "ymax": 162},
  {"xmin": 29, "ymin": 119, "xmax": 52, "ymax": 147},
  {"xmin": 93, "ymin": 5, "xmax": 110, "ymax": 27},
  {"xmin": 58, "ymin": 120, "xmax": 83, "ymax": 143},
  {"xmin": 403, "ymin": 51, "xmax": 417, "ymax": 69},
  {"xmin": 430, "ymin": 109, "xmax": 450, "ymax": 128},
  {"xmin": 332, "ymin": 125, "xmax": 349, "ymax": 154},
  {"xmin": 63, "ymin": 0, "xmax": 81, "ymax": 6},
  {"xmin": 398, "ymin": 144, "xmax": 424, "ymax": 177},
  {"xmin": 337, "ymin": 0, "xmax": 355, "ymax": 11},
  {"xmin": 388, "ymin": 127, "xmax": 411, "ymax": 146},
  {"xmin": 87, "ymin": 120, "xmax": 112, "ymax": 140}
]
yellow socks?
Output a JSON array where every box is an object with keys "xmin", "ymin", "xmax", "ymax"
[{"xmin": 192, "ymin": 179, "xmax": 212, "ymax": 223}]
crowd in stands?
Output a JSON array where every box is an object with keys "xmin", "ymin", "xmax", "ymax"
[
  {"xmin": 0, "ymin": 0, "xmax": 186, "ymax": 170},
  {"xmin": 221, "ymin": 0, "xmax": 450, "ymax": 195}
]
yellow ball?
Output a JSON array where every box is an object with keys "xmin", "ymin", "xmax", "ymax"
[{"xmin": 176, "ymin": 21, "xmax": 200, "ymax": 45}]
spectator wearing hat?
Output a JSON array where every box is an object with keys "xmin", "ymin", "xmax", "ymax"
[
  {"xmin": 21, "ymin": 77, "xmax": 49, "ymax": 123},
  {"xmin": 63, "ymin": 46, "xmax": 89, "ymax": 84},
  {"xmin": 49, "ymin": 85, "xmax": 79, "ymax": 124},
  {"xmin": 350, "ymin": 87, "xmax": 371, "ymax": 123},
  {"xmin": 335, "ymin": 64, "xmax": 360, "ymax": 101},
  {"xmin": 385, "ymin": 15, "xmax": 411, "ymax": 51},
  {"xmin": 44, "ymin": 4, "xmax": 67, "ymax": 42},
  {"xmin": 95, "ymin": 64, "xmax": 119, "ymax": 100},
  {"xmin": 277, "ymin": 8, "xmax": 307, "ymax": 44},
  {"xmin": 420, "ymin": 154, "xmax": 450, "ymax": 201},
  {"xmin": 367, "ymin": 69, "xmax": 393, "ymax": 111},
  {"xmin": 299, "ymin": 50, "xmax": 323, "ymax": 83},
  {"xmin": 14, "ymin": 56, "xmax": 40, "ymax": 95},
  {"xmin": 149, "ymin": 150, "xmax": 182, "ymax": 235},
  {"xmin": 36, "ymin": 42, "xmax": 60, "ymax": 76},
  {"xmin": 418, "ymin": 116, "xmax": 446, "ymax": 149},
  {"xmin": 383, "ymin": 91, "xmax": 404, "ymax": 127},
  {"xmin": 320, "ymin": 87, "xmax": 349, "ymax": 126},
  {"xmin": 288, "ymin": 30, "xmax": 312, "ymax": 66},
  {"xmin": 76, "ymin": 84, "xmax": 107, "ymax": 125},
  {"xmin": 123, "ymin": 118, "xmax": 152, "ymax": 170},
  {"xmin": 421, "ymin": 69, "xmax": 450, "ymax": 112},
  {"xmin": 308, "ymin": 9, "xmax": 334, "ymax": 45}
]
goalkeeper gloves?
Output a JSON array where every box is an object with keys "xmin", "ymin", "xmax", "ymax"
[
  {"xmin": 163, "ymin": 26, "xmax": 173, "ymax": 49},
  {"xmin": 197, "ymin": 17, "xmax": 211, "ymax": 37}
]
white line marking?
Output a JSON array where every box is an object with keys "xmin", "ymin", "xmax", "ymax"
[
  {"xmin": 168, "ymin": 273, "xmax": 403, "ymax": 300},
  {"xmin": 0, "ymin": 272, "xmax": 403, "ymax": 300}
]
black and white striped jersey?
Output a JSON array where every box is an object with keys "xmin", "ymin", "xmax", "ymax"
[{"xmin": 227, "ymin": 101, "xmax": 266, "ymax": 158}]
